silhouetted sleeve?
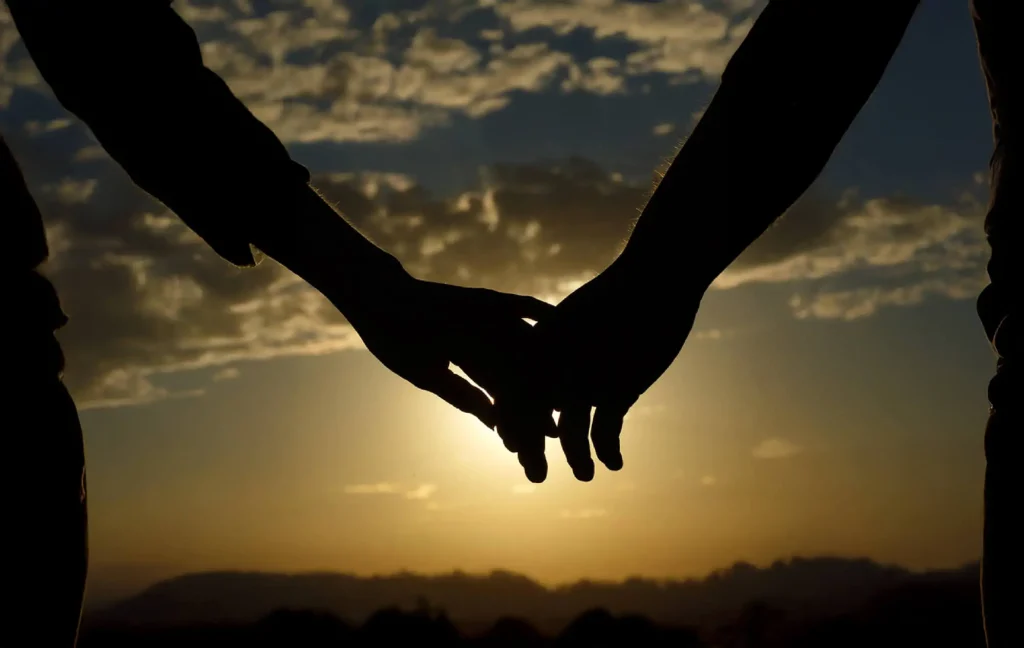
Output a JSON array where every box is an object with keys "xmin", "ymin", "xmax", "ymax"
[{"xmin": 5, "ymin": 0, "xmax": 311, "ymax": 267}]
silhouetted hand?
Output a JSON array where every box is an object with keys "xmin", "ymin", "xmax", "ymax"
[
  {"xmin": 530, "ymin": 254, "xmax": 704, "ymax": 481},
  {"xmin": 339, "ymin": 273, "xmax": 557, "ymax": 466}
]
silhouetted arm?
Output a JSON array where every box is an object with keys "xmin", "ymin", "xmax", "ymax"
[
  {"xmin": 5, "ymin": 0, "xmax": 404, "ymax": 309},
  {"xmin": 971, "ymin": 2, "xmax": 1021, "ymax": 647},
  {"xmin": 5, "ymin": 1, "xmax": 556, "ymax": 469},
  {"xmin": 3, "ymin": 135, "xmax": 88, "ymax": 648},
  {"xmin": 621, "ymin": 0, "xmax": 921, "ymax": 286},
  {"xmin": 530, "ymin": 0, "xmax": 923, "ymax": 481}
]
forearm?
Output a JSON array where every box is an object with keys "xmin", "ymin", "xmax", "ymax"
[
  {"xmin": 6, "ymin": 1, "xmax": 408, "ymax": 312},
  {"xmin": 247, "ymin": 185, "xmax": 409, "ymax": 313},
  {"xmin": 7, "ymin": 1, "xmax": 310, "ymax": 267},
  {"xmin": 623, "ymin": 0, "xmax": 919, "ymax": 287}
]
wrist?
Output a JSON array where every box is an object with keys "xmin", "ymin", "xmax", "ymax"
[{"xmin": 617, "ymin": 222, "xmax": 716, "ymax": 296}]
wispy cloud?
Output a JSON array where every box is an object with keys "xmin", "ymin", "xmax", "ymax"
[
  {"xmin": 343, "ymin": 482, "xmax": 439, "ymax": 500},
  {"xmin": 700, "ymin": 475, "xmax": 717, "ymax": 487},
  {"xmin": 652, "ymin": 122, "xmax": 675, "ymax": 136},
  {"xmin": 344, "ymin": 483, "xmax": 401, "ymax": 495},
  {"xmin": 789, "ymin": 277, "xmax": 986, "ymax": 321},
  {"xmin": 495, "ymin": 0, "xmax": 760, "ymax": 79},
  {"xmin": 715, "ymin": 194, "xmax": 987, "ymax": 291},
  {"xmin": 23, "ymin": 153, "xmax": 986, "ymax": 411},
  {"xmin": 692, "ymin": 328, "xmax": 732, "ymax": 341},
  {"xmin": 23, "ymin": 118, "xmax": 72, "ymax": 135},
  {"xmin": 405, "ymin": 484, "xmax": 439, "ymax": 500},
  {"xmin": 1, "ymin": 3, "xmax": 987, "ymax": 411},
  {"xmin": 752, "ymin": 438, "xmax": 803, "ymax": 460},
  {"xmin": 2, "ymin": 1, "xmax": 761, "ymax": 142},
  {"xmin": 212, "ymin": 367, "xmax": 241, "ymax": 382},
  {"xmin": 512, "ymin": 483, "xmax": 537, "ymax": 495}
]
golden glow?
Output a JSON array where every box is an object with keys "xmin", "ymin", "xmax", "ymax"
[{"xmin": 82, "ymin": 342, "xmax": 984, "ymax": 589}]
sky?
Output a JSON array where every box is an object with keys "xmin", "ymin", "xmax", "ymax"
[{"xmin": 0, "ymin": 0, "xmax": 999, "ymax": 594}]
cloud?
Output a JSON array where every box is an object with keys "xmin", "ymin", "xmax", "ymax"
[
  {"xmin": 494, "ymin": 0, "xmax": 762, "ymax": 79},
  {"xmin": 4, "ymin": 79, "xmax": 986, "ymax": 411},
  {"xmin": 788, "ymin": 277, "xmax": 987, "ymax": 321},
  {"xmin": 700, "ymin": 475, "xmax": 717, "ymax": 486},
  {"xmin": 716, "ymin": 191, "xmax": 988, "ymax": 289},
  {"xmin": 1, "ymin": 1, "xmax": 765, "ymax": 143},
  {"xmin": 752, "ymin": 438, "xmax": 803, "ymax": 460},
  {"xmin": 187, "ymin": 4, "xmax": 582, "ymax": 143},
  {"xmin": 405, "ymin": 484, "xmax": 439, "ymax": 500},
  {"xmin": 74, "ymin": 146, "xmax": 108, "ymax": 163},
  {"xmin": 652, "ymin": 122, "xmax": 675, "ymax": 136},
  {"xmin": 560, "ymin": 508, "xmax": 608, "ymax": 519},
  {"xmin": 212, "ymin": 367, "xmax": 241, "ymax": 381},
  {"xmin": 15, "ymin": 148, "xmax": 984, "ymax": 409},
  {"xmin": 15, "ymin": 149, "xmax": 378, "ymax": 408},
  {"xmin": 512, "ymin": 483, "xmax": 536, "ymax": 494},
  {"xmin": 692, "ymin": 328, "xmax": 729, "ymax": 341},
  {"xmin": 342, "ymin": 482, "xmax": 438, "ymax": 500},
  {"xmin": 1, "ymin": 1, "xmax": 989, "ymax": 416},
  {"xmin": 44, "ymin": 178, "xmax": 98, "ymax": 204},
  {"xmin": 0, "ymin": 7, "xmax": 43, "ymax": 107},
  {"xmin": 344, "ymin": 483, "xmax": 402, "ymax": 495},
  {"xmin": 23, "ymin": 118, "xmax": 73, "ymax": 135}
]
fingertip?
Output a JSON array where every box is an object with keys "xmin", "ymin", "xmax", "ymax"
[
  {"xmin": 592, "ymin": 407, "xmax": 626, "ymax": 472},
  {"xmin": 521, "ymin": 455, "xmax": 548, "ymax": 483},
  {"xmin": 603, "ymin": 454, "xmax": 624, "ymax": 471},
  {"xmin": 572, "ymin": 459, "xmax": 595, "ymax": 482}
]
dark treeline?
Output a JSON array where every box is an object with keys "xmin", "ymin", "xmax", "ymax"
[{"xmin": 78, "ymin": 575, "xmax": 985, "ymax": 648}]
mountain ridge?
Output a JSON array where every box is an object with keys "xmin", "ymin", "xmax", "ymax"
[{"xmin": 87, "ymin": 556, "xmax": 979, "ymax": 631}]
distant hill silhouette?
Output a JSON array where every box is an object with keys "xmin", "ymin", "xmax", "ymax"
[
  {"xmin": 76, "ymin": 561, "xmax": 987, "ymax": 647},
  {"xmin": 85, "ymin": 557, "xmax": 979, "ymax": 635}
]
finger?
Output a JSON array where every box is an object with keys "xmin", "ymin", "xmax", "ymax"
[
  {"xmin": 496, "ymin": 397, "xmax": 551, "ymax": 483},
  {"xmin": 517, "ymin": 434, "xmax": 548, "ymax": 484},
  {"xmin": 425, "ymin": 370, "xmax": 496, "ymax": 430},
  {"xmin": 591, "ymin": 405, "xmax": 626, "ymax": 471},
  {"xmin": 558, "ymin": 404, "xmax": 594, "ymax": 482},
  {"xmin": 473, "ymin": 288, "xmax": 556, "ymax": 321}
]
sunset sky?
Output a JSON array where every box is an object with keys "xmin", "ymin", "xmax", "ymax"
[{"xmin": 0, "ymin": 0, "xmax": 997, "ymax": 597}]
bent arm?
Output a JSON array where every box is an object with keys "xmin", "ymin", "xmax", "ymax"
[
  {"xmin": 621, "ymin": 0, "xmax": 920, "ymax": 286},
  {"xmin": 5, "ymin": 0, "xmax": 405, "ymax": 309}
]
